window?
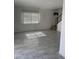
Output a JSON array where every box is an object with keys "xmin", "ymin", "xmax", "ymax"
[{"xmin": 22, "ymin": 12, "xmax": 40, "ymax": 24}]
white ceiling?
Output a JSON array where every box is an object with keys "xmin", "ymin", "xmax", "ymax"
[{"xmin": 14, "ymin": 0, "xmax": 63, "ymax": 9}]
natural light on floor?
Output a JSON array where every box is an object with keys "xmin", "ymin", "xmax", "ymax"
[{"xmin": 26, "ymin": 32, "xmax": 47, "ymax": 39}]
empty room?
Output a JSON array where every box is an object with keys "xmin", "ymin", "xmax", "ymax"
[{"xmin": 14, "ymin": 0, "xmax": 64, "ymax": 59}]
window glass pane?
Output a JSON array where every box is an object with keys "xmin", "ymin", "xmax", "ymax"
[
  {"xmin": 32, "ymin": 13, "xmax": 39, "ymax": 23},
  {"xmin": 23, "ymin": 12, "xmax": 40, "ymax": 24}
]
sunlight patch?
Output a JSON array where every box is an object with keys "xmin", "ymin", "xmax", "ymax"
[{"xmin": 26, "ymin": 32, "xmax": 47, "ymax": 39}]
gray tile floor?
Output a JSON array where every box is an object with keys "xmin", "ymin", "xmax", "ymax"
[{"xmin": 14, "ymin": 30, "xmax": 64, "ymax": 59}]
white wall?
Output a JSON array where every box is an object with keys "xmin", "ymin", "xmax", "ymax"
[
  {"xmin": 59, "ymin": 20, "xmax": 65, "ymax": 57},
  {"xmin": 58, "ymin": 4, "xmax": 65, "ymax": 57},
  {"xmin": 14, "ymin": 6, "xmax": 55, "ymax": 32}
]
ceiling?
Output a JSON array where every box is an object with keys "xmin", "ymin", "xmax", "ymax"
[{"xmin": 14, "ymin": 0, "xmax": 63, "ymax": 9}]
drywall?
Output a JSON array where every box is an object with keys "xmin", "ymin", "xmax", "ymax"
[
  {"xmin": 14, "ymin": 6, "xmax": 55, "ymax": 32},
  {"xmin": 58, "ymin": 21, "xmax": 65, "ymax": 57},
  {"xmin": 58, "ymin": 4, "xmax": 65, "ymax": 57},
  {"xmin": 14, "ymin": 0, "xmax": 63, "ymax": 9}
]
